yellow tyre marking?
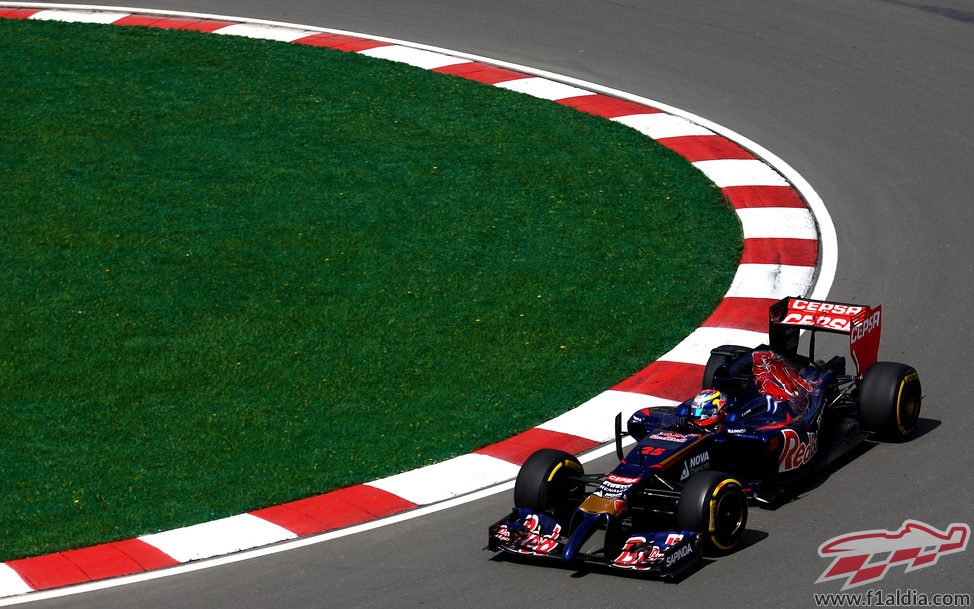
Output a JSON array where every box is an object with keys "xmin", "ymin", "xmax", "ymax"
[
  {"xmin": 896, "ymin": 372, "xmax": 920, "ymax": 435},
  {"xmin": 546, "ymin": 459, "xmax": 581, "ymax": 482},
  {"xmin": 709, "ymin": 478, "xmax": 743, "ymax": 551}
]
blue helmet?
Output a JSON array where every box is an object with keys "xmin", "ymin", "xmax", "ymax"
[{"xmin": 689, "ymin": 389, "xmax": 728, "ymax": 426}]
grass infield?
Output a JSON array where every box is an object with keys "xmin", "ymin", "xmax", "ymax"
[{"xmin": 0, "ymin": 18, "xmax": 741, "ymax": 561}]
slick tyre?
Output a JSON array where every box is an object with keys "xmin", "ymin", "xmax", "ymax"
[
  {"xmin": 513, "ymin": 449, "xmax": 583, "ymax": 513},
  {"xmin": 676, "ymin": 471, "xmax": 747, "ymax": 555},
  {"xmin": 859, "ymin": 361, "xmax": 921, "ymax": 441}
]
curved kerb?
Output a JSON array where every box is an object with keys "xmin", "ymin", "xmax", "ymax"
[{"xmin": 0, "ymin": 3, "xmax": 836, "ymax": 602}]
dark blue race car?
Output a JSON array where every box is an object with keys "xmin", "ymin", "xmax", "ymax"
[{"xmin": 488, "ymin": 297, "xmax": 921, "ymax": 579}]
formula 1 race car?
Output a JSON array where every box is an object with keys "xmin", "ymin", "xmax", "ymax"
[{"xmin": 487, "ymin": 297, "xmax": 921, "ymax": 579}]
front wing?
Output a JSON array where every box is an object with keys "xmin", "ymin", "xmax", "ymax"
[{"xmin": 488, "ymin": 509, "xmax": 701, "ymax": 579}]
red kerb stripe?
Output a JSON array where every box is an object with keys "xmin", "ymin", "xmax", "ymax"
[
  {"xmin": 113, "ymin": 16, "xmax": 239, "ymax": 31},
  {"xmin": 658, "ymin": 135, "xmax": 756, "ymax": 162},
  {"xmin": 612, "ymin": 360, "xmax": 704, "ymax": 401},
  {"xmin": 701, "ymin": 297, "xmax": 778, "ymax": 333},
  {"xmin": 557, "ymin": 94, "xmax": 660, "ymax": 118},
  {"xmin": 293, "ymin": 33, "xmax": 392, "ymax": 52},
  {"xmin": 0, "ymin": 8, "xmax": 42, "ymax": 19},
  {"xmin": 474, "ymin": 428, "xmax": 599, "ymax": 464},
  {"xmin": 6, "ymin": 555, "xmax": 86, "ymax": 591},
  {"xmin": 6, "ymin": 540, "xmax": 177, "ymax": 590},
  {"xmin": 432, "ymin": 62, "xmax": 530, "ymax": 84},
  {"xmin": 251, "ymin": 485, "xmax": 417, "ymax": 536},
  {"xmin": 722, "ymin": 185, "xmax": 806, "ymax": 209}
]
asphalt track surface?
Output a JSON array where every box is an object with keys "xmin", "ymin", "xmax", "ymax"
[{"xmin": 11, "ymin": 1, "xmax": 974, "ymax": 607}]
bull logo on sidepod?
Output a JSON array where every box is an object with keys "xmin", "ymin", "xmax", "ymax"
[{"xmin": 816, "ymin": 520, "xmax": 969, "ymax": 589}]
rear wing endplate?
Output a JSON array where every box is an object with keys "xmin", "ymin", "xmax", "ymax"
[{"xmin": 769, "ymin": 297, "xmax": 882, "ymax": 375}]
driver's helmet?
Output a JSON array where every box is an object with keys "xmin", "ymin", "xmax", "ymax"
[{"xmin": 689, "ymin": 389, "xmax": 728, "ymax": 426}]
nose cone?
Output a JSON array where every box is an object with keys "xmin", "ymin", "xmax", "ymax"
[{"xmin": 562, "ymin": 510, "xmax": 609, "ymax": 563}]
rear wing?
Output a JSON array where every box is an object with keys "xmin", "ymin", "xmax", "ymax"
[{"xmin": 769, "ymin": 297, "xmax": 881, "ymax": 375}]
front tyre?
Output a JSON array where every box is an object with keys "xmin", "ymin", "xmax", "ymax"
[
  {"xmin": 860, "ymin": 362, "xmax": 922, "ymax": 441},
  {"xmin": 513, "ymin": 449, "xmax": 583, "ymax": 513},
  {"xmin": 676, "ymin": 471, "xmax": 748, "ymax": 555}
]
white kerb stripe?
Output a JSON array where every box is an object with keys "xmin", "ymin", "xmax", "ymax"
[
  {"xmin": 737, "ymin": 207, "xmax": 817, "ymax": 240},
  {"xmin": 494, "ymin": 77, "xmax": 593, "ymax": 101},
  {"xmin": 358, "ymin": 45, "xmax": 471, "ymax": 70},
  {"xmin": 212, "ymin": 24, "xmax": 317, "ymax": 42},
  {"xmin": 726, "ymin": 263, "xmax": 817, "ymax": 300},
  {"xmin": 139, "ymin": 514, "xmax": 296, "ymax": 563},
  {"xmin": 693, "ymin": 159, "xmax": 789, "ymax": 187},
  {"xmin": 368, "ymin": 453, "xmax": 520, "ymax": 505},
  {"xmin": 612, "ymin": 113, "xmax": 714, "ymax": 139},
  {"xmin": 28, "ymin": 9, "xmax": 130, "ymax": 23},
  {"xmin": 537, "ymin": 390, "xmax": 680, "ymax": 442},
  {"xmin": 659, "ymin": 327, "xmax": 767, "ymax": 366},
  {"xmin": 0, "ymin": 564, "xmax": 33, "ymax": 598}
]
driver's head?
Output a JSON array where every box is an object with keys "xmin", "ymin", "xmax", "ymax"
[{"xmin": 689, "ymin": 389, "xmax": 728, "ymax": 426}]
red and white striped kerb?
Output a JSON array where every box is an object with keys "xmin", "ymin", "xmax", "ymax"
[{"xmin": 0, "ymin": 5, "xmax": 825, "ymax": 598}]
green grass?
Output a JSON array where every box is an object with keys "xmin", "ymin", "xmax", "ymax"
[{"xmin": 0, "ymin": 19, "xmax": 741, "ymax": 561}]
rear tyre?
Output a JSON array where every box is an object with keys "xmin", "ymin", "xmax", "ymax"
[
  {"xmin": 676, "ymin": 471, "xmax": 748, "ymax": 555},
  {"xmin": 859, "ymin": 361, "xmax": 921, "ymax": 441},
  {"xmin": 513, "ymin": 449, "xmax": 583, "ymax": 513}
]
